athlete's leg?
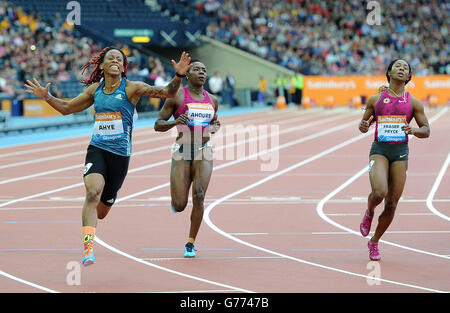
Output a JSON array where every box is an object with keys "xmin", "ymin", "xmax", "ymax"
[
  {"xmin": 367, "ymin": 155, "xmax": 390, "ymax": 216},
  {"xmin": 361, "ymin": 154, "xmax": 389, "ymax": 237},
  {"xmin": 96, "ymin": 152, "xmax": 130, "ymax": 219},
  {"xmin": 170, "ymin": 158, "xmax": 192, "ymax": 212},
  {"xmin": 188, "ymin": 156, "xmax": 213, "ymax": 243},
  {"xmin": 371, "ymin": 160, "xmax": 408, "ymax": 243},
  {"xmin": 82, "ymin": 173, "xmax": 105, "ymax": 227},
  {"xmin": 81, "ymin": 172, "xmax": 105, "ymax": 265}
]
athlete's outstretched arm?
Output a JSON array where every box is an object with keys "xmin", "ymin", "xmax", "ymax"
[
  {"xmin": 402, "ymin": 97, "xmax": 430, "ymax": 138},
  {"xmin": 130, "ymin": 51, "xmax": 192, "ymax": 99},
  {"xmin": 25, "ymin": 78, "xmax": 96, "ymax": 115}
]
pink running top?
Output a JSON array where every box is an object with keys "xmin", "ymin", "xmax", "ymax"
[
  {"xmin": 173, "ymin": 87, "xmax": 216, "ymax": 133},
  {"xmin": 374, "ymin": 89, "xmax": 413, "ymax": 143}
]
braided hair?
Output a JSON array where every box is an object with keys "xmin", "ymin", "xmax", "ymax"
[{"xmin": 80, "ymin": 47, "xmax": 129, "ymax": 87}]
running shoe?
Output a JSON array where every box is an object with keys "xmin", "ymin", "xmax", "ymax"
[
  {"xmin": 184, "ymin": 242, "xmax": 196, "ymax": 258},
  {"xmin": 360, "ymin": 210, "xmax": 373, "ymax": 237},
  {"xmin": 368, "ymin": 240, "xmax": 381, "ymax": 261},
  {"xmin": 82, "ymin": 243, "xmax": 95, "ymax": 266}
]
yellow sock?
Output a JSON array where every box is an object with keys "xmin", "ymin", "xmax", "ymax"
[
  {"xmin": 188, "ymin": 237, "xmax": 195, "ymax": 244},
  {"xmin": 82, "ymin": 226, "xmax": 96, "ymax": 249}
]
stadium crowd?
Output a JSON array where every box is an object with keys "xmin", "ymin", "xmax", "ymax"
[
  {"xmin": 0, "ymin": 1, "xmax": 166, "ymax": 100},
  {"xmin": 1, "ymin": 0, "xmax": 448, "ymax": 102},
  {"xmin": 201, "ymin": 0, "xmax": 449, "ymax": 76}
]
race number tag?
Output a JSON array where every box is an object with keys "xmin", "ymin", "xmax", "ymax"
[
  {"xmin": 93, "ymin": 112, "xmax": 125, "ymax": 140},
  {"xmin": 376, "ymin": 115, "xmax": 406, "ymax": 142},
  {"xmin": 186, "ymin": 103, "xmax": 215, "ymax": 127}
]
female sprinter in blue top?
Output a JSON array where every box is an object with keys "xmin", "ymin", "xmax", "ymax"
[{"xmin": 25, "ymin": 47, "xmax": 192, "ymax": 266}]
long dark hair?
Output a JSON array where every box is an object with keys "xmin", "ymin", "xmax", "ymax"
[
  {"xmin": 80, "ymin": 47, "xmax": 129, "ymax": 87},
  {"xmin": 386, "ymin": 59, "xmax": 412, "ymax": 85}
]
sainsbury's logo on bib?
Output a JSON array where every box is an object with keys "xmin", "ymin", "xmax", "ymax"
[
  {"xmin": 93, "ymin": 111, "xmax": 125, "ymax": 140},
  {"xmin": 377, "ymin": 115, "xmax": 406, "ymax": 142},
  {"xmin": 186, "ymin": 102, "xmax": 215, "ymax": 127},
  {"xmin": 378, "ymin": 115, "xmax": 406, "ymax": 123}
]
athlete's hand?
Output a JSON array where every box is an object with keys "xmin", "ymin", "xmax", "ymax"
[
  {"xmin": 171, "ymin": 51, "xmax": 193, "ymax": 76},
  {"xmin": 24, "ymin": 78, "xmax": 50, "ymax": 99},
  {"xmin": 401, "ymin": 122, "xmax": 414, "ymax": 135},
  {"xmin": 175, "ymin": 112, "xmax": 190, "ymax": 125},
  {"xmin": 209, "ymin": 120, "xmax": 221, "ymax": 134},
  {"xmin": 359, "ymin": 115, "xmax": 374, "ymax": 133}
]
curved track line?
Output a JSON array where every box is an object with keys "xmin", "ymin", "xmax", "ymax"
[
  {"xmin": 316, "ymin": 107, "xmax": 450, "ymax": 259},
  {"xmin": 0, "ymin": 112, "xmax": 353, "ymax": 210},
  {"xmin": 93, "ymin": 237, "xmax": 254, "ymax": 293},
  {"xmin": 0, "ymin": 270, "xmax": 58, "ymax": 293},
  {"xmin": 426, "ymin": 151, "xmax": 450, "ymax": 222},
  {"xmin": 202, "ymin": 109, "xmax": 449, "ymax": 292},
  {"xmin": 315, "ymin": 166, "xmax": 450, "ymax": 259},
  {"xmin": 2, "ymin": 110, "xmax": 331, "ymax": 291},
  {"xmin": 0, "ymin": 110, "xmax": 352, "ymax": 185}
]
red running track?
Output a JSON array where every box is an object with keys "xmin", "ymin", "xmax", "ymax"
[{"xmin": 0, "ymin": 107, "xmax": 449, "ymax": 294}]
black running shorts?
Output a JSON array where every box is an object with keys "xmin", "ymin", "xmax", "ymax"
[
  {"xmin": 369, "ymin": 141, "xmax": 409, "ymax": 163},
  {"xmin": 83, "ymin": 145, "xmax": 130, "ymax": 206}
]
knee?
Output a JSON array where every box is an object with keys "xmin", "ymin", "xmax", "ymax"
[
  {"xmin": 371, "ymin": 189, "xmax": 387, "ymax": 203},
  {"xmin": 193, "ymin": 188, "xmax": 205, "ymax": 204},
  {"xmin": 384, "ymin": 198, "xmax": 398, "ymax": 214},
  {"xmin": 172, "ymin": 199, "xmax": 188, "ymax": 213},
  {"xmin": 85, "ymin": 187, "xmax": 102, "ymax": 204}
]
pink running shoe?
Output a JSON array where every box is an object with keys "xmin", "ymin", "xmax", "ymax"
[
  {"xmin": 360, "ymin": 210, "xmax": 373, "ymax": 237},
  {"xmin": 368, "ymin": 240, "xmax": 381, "ymax": 261}
]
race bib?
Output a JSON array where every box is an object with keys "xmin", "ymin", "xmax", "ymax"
[
  {"xmin": 186, "ymin": 103, "xmax": 215, "ymax": 127},
  {"xmin": 376, "ymin": 115, "xmax": 406, "ymax": 142},
  {"xmin": 93, "ymin": 112, "xmax": 125, "ymax": 140}
]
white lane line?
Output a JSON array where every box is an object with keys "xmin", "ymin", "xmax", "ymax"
[
  {"xmin": 0, "ymin": 270, "xmax": 58, "ymax": 293},
  {"xmin": 316, "ymin": 167, "xmax": 450, "ymax": 260},
  {"xmin": 0, "ymin": 111, "xmax": 353, "ymax": 185},
  {"xmin": 0, "ymin": 112, "xmax": 356, "ymax": 209},
  {"xmin": 426, "ymin": 151, "xmax": 450, "ymax": 222},
  {"xmin": 316, "ymin": 107, "xmax": 450, "ymax": 260},
  {"xmin": 141, "ymin": 256, "xmax": 282, "ymax": 262},
  {"xmin": 148, "ymin": 289, "xmax": 236, "ymax": 293},
  {"xmin": 0, "ymin": 109, "xmax": 334, "ymax": 292},
  {"xmin": 229, "ymin": 230, "xmax": 450, "ymax": 235},
  {"xmin": 0, "ymin": 108, "xmax": 283, "ymax": 157},
  {"xmin": 93, "ymin": 114, "xmax": 359, "ymax": 294},
  {"xmin": 93, "ymin": 237, "xmax": 254, "ymax": 293},
  {"xmin": 202, "ymin": 109, "xmax": 449, "ymax": 293}
]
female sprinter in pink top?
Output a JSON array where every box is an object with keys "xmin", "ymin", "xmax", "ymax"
[
  {"xmin": 358, "ymin": 59, "xmax": 430, "ymax": 261},
  {"xmin": 154, "ymin": 61, "xmax": 220, "ymax": 257}
]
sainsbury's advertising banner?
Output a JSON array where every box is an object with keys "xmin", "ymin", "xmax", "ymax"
[{"xmin": 303, "ymin": 75, "xmax": 449, "ymax": 106}]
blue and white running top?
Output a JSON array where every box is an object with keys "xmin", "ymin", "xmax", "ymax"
[{"xmin": 89, "ymin": 78, "xmax": 137, "ymax": 156}]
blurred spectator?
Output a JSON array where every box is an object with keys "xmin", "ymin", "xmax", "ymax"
[
  {"xmin": 225, "ymin": 72, "xmax": 237, "ymax": 106},
  {"xmin": 257, "ymin": 75, "xmax": 266, "ymax": 105},
  {"xmin": 0, "ymin": 1, "xmax": 169, "ymax": 104},
  {"xmin": 154, "ymin": 71, "xmax": 169, "ymax": 87},
  {"xmin": 208, "ymin": 71, "xmax": 223, "ymax": 97},
  {"xmin": 199, "ymin": 0, "xmax": 449, "ymax": 76}
]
